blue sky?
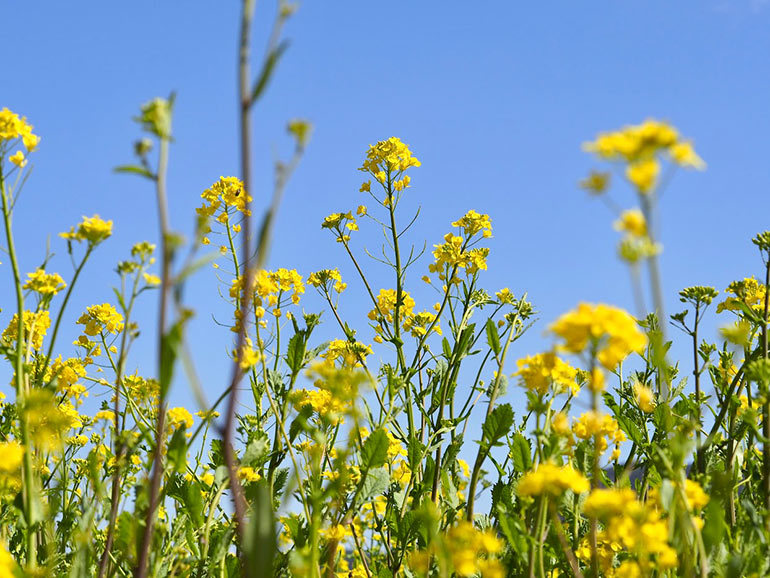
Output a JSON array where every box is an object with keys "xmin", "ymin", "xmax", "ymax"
[{"xmin": 4, "ymin": 1, "xmax": 770, "ymax": 424}]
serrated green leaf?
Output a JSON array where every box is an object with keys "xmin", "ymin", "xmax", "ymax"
[
  {"xmin": 361, "ymin": 429, "xmax": 389, "ymax": 470},
  {"xmin": 510, "ymin": 433, "xmax": 531, "ymax": 473},
  {"xmin": 481, "ymin": 403, "xmax": 514, "ymax": 450}
]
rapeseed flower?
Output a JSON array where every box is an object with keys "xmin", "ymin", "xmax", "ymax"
[
  {"xmin": 77, "ymin": 303, "xmax": 124, "ymax": 336},
  {"xmin": 2, "ymin": 310, "xmax": 50, "ymax": 351},
  {"xmin": 517, "ymin": 463, "xmax": 589, "ymax": 497},
  {"xmin": 23, "ymin": 268, "xmax": 66, "ymax": 296},
  {"xmin": 549, "ymin": 303, "xmax": 646, "ymax": 370},
  {"xmin": 60, "ymin": 215, "xmax": 113, "ymax": 245},
  {"xmin": 514, "ymin": 352, "xmax": 579, "ymax": 397}
]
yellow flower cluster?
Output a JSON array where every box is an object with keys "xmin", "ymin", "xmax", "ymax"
[
  {"xmin": 614, "ymin": 209, "xmax": 646, "ymax": 237},
  {"xmin": 550, "ymin": 303, "xmax": 647, "ymax": 371},
  {"xmin": 584, "ymin": 119, "xmax": 705, "ymax": 194},
  {"xmin": 321, "ymin": 211, "xmax": 358, "ymax": 243},
  {"xmin": 60, "ymin": 215, "xmax": 113, "ymax": 245},
  {"xmin": 321, "ymin": 339, "xmax": 373, "ymax": 368},
  {"xmin": 582, "ymin": 487, "xmax": 677, "ymax": 571},
  {"xmin": 452, "ymin": 209, "xmax": 493, "ymax": 238},
  {"xmin": 358, "ymin": 137, "xmax": 420, "ymax": 194},
  {"xmin": 231, "ymin": 268, "xmax": 304, "ymax": 323},
  {"xmin": 2, "ymin": 310, "xmax": 50, "ymax": 351},
  {"xmin": 307, "ymin": 268, "xmax": 346, "ymax": 293},
  {"xmin": 634, "ymin": 382, "xmax": 655, "ymax": 413},
  {"xmin": 716, "ymin": 277, "xmax": 766, "ymax": 314},
  {"xmin": 47, "ymin": 356, "xmax": 89, "ymax": 403},
  {"xmin": 428, "ymin": 211, "xmax": 493, "ymax": 281},
  {"xmin": 124, "ymin": 373, "xmax": 160, "ymax": 405},
  {"xmin": 0, "ymin": 108, "xmax": 39, "ymax": 169},
  {"xmin": 0, "ymin": 441, "xmax": 24, "ymax": 476},
  {"xmin": 410, "ymin": 521, "xmax": 503, "ymax": 578},
  {"xmin": 572, "ymin": 410, "xmax": 626, "ymax": 455},
  {"xmin": 402, "ymin": 310, "xmax": 441, "ymax": 338},
  {"xmin": 368, "ymin": 288, "xmax": 415, "ymax": 325},
  {"xmin": 516, "ymin": 463, "xmax": 589, "ymax": 497},
  {"xmin": 23, "ymin": 269, "xmax": 66, "ymax": 296},
  {"xmin": 77, "ymin": 303, "xmax": 124, "ymax": 336},
  {"xmin": 197, "ymin": 177, "xmax": 252, "ymax": 244},
  {"xmin": 514, "ymin": 352, "xmax": 579, "ymax": 397},
  {"xmin": 167, "ymin": 407, "xmax": 194, "ymax": 431},
  {"xmin": 25, "ymin": 389, "xmax": 82, "ymax": 450}
]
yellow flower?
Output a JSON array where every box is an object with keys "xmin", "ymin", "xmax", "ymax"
[
  {"xmin": 514, "ymin": 352, "xmax": 579, "ymax": 397},
  {"xmin": 549, "ymin": 303, "xmax": 646, "ymax": 370},
  {"xmin": 452, "ymin": 209, "xmax": 492, "ymax": 238},
  {"xmin": 1, "ymin": 310, "xmax": 51, "ymax": 350},
  {"xmin": 77, "ymin": 303, "xmax": 124, "ymax": 336},
  {"xmin": 9, "ymin": 150, "xmax": 26, "ymax": 167},
  {"xmin": 517, "ymin": 463, "xmax": 589, "ymax": 497},
  {"xmin": 0, "ymin": 441, "xmax": 24, "ymax": 475},
  {"xmin": 670, "ymin": 140, "xmax": 705, "ymax": 169},
  {"xmin": 60, "ymin": 214, "xmax": 113, "ymax": 244},
  {"xmin": 717, "ymin": 277, "xmax": 766, "ymax": 314},
  {"xmin": 626, "ymin": 158, "xmax": 660, "ymax": 194},
  {"xmin": 287, "ymin": 118, "xmax": 312, "ymax": 147},
  {"xmin": 167, "ymin": 407, "xmax": 194, "ymax": 430},
  {"xmin": 321, "ymin": 339, "xmax": 373, "ymax": 368},
  {"xmin": 0, "ymin": 108, "xmax": 38, "ymax": 149},
  {"xmin": 143, "ymin": 273, "xmax": 161, "ymax": 286},
  {"xmin": 682, "ymin": 479, "xmax": 709, "ymax": 511},
  {"xmin": 23, "ymin": 268, "xmax": 66, "ymax": 296},
  {"xmin": 0, "ymin": 542, "xmax": 17, "ymax": 576},
  {"xmin": 579, "ymin": 170, "xmax": 610, "ymax": 194},
  {"xmin": 359, "ymin": 136, "xmax": 420, "ymax": 176},
  {"xmin": 614, "ymin": 209, "xmax": 647, "ymax": 237},
  {"xmin": 237, "ymin": 466, "xmax": 261, "ymax": 483},
  {"xmin": 308, "ymin": 268, "xmax": 346, "ymax": 293},
  {"xmin": 634, "ymin": 382, "xmax": 655, "ymax": 413}
]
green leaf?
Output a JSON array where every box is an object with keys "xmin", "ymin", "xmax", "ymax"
[
  {"xmin": 510, "ymin": 433, "xmax": 531, "ymax": 473},
  {"xmin": 286, "ymin": 331, "xmax": 307, "ymax": 376},
  {"xmin": 243, "ymin": 483, "xmax": 276, "ymax": 578},
  {"xmin": 481, "ymin": 403, "xmax": 514, "ymax": 450},
  {"xmin": 251, "ymin": 40, "xmax": 289, "ymax": 104},
  {"xmin": 167, "ymin": 428, "xmax": 188, "ymax": 474},
  {"xmin": 114, "ymin": 164, "xmax": 154, "ymax": 179},
  {"xmin": 359, "ymin": 466, "xmax": 390, "ymax": 502},
  {"xmin": 407, "ymin": 436, "xmax": 424, "ymax": 472},
  {"xmin": 160, "ymin": 319, "xmax": 184, "ymax": 396},
  {"xmin": 361, "ymin": 428, "xmax": 389, "ymax": 470},
  {"xmin": 485, "ymin": 319, "xmax": 501, "ymax": 356},
  {"xmin": 242, "ymin": 432, "xmax": 271, "ymax": 468}
]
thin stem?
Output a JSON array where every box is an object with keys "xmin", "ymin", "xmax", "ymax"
[
  {"xmin": 1, "ymin": 170, "xmax": 37, "ymax": 570},
  {"xmin": 136, "ymin": 133, "xmax": 171, "ymax": 578}
]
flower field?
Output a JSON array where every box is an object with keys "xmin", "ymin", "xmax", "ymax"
[{"xmin": 2, "ymin": 3, "xmax": 770, "ymax": 578}]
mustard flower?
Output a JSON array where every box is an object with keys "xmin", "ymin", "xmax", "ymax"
[
  {"xmin": 308, "ymin": 268, "xmax": 346, "ymax": 293},
  {"xmin": 614, "ymin": 208, "xmax": 647, "ymax": 237},
  {"xmin": 514, "ymin": 352, "xmax": 579, "ymax": 397},
  {"xmin": 452, "ymin": 209, "xmax": 492, "ymax": 238},
  {"xmin": 167, "ymin": 407, "xmax": 194, "ymax": 430},
  {"xmin": 9, "ymin": 150, "xmax": 26, "ymax": 167},
  {"xmin": 517, "ymin": 463, "xmax": 589, "ymax": 497},
  {"xmin": 549, "ymin": 303, "xmax": 647, "ymax": 370},
  {"xmin": 23, "ymin": 268, "xmax": 66, "ymax": 296},
  {"xmin": 77, "ymin": 303, "xmax": 124, "ymax": 336},
  {"xmin": 60, "ymin": 214, "xmax": 113, "ymax": 245},
  {"xmin": 1, "ymin": 310, "xmax": 51, "ymax": 350}
]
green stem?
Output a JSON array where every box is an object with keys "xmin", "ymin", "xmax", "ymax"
[{"xmin": 1, "ymin": 171, "xmax": 37, "ymax": 570}]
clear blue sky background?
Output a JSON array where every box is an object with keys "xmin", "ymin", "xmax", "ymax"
[{"xmin": 4, "ymin": 1, "xmax": 770, "ymax": 426}]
